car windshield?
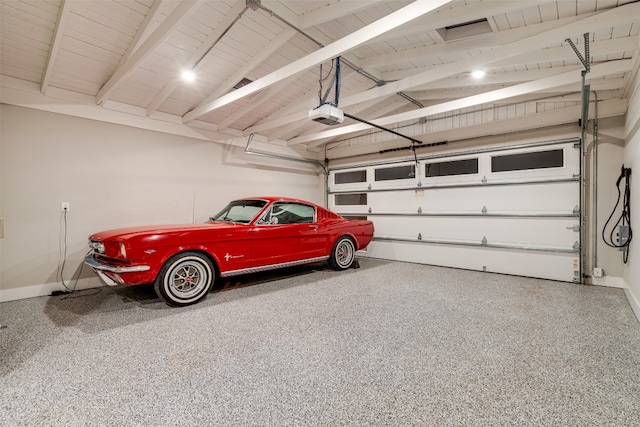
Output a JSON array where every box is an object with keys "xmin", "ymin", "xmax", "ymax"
[{"xmin": 210, "ymin": 200, "xmax": 267, "ymax": 224}]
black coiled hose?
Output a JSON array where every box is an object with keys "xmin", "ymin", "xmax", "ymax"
[{"xmin": 602, "ymin": 166, "xmax": 632, "ymax": 263}]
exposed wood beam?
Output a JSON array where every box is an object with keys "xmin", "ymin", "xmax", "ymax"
[
  {"xmin": 244, "ymin": 8, "xmax": 637, "ymax": 139},
  {"xmin": 291, "ymin": 59, "xmax": 632, "ymax": 146},
  {"xmin": 244, "ymin": 73, "xmax": 377, "ymax": 136},
  {"xmin": 244, "ymin": 1, "xmax": 379, "ymax": 80},
  {"xmin": 315, "ymin": 99, "xmax": 412, "ymax": 146},
  {"xmin": 271, "ymin": 95, "xmax": 399, "ymax": 142},
  {"xmin": 299, "ymin": 0, "xmax": 388, "ymax": 29},
  {"xmin": 217, "ymin": 81, "xmax": 290, "ymax": 131},
  {"xmin": 122, "ymin": 0, "xmax": 165, "ymax": 61},
  {"xmin": 364, "ymin": 0, "xmax": 560, "ymax": 50},
  {"xmin": 171, "ymin": 27, "xmax": 296, "ymax": 119},
  {"xmin": 325, "ymin": 99, "xmax": 628, "ymax": 160},
  {"xmin": 96, "ymin": 0, "xmax": 204, "ymax": 105},
  {"xmin": 184, "ymin": 1, "xmax": 381, "ymax": 127},
  {"xmin": 180, "ymin": 0, "xmax": 453, "ymax": 123},
  {"xmin": 382, "ymin": 35, "xmax": 637, "ymax": 82},
  {"xmin": 338, "ymin": 2, "xmax": 640, "ymax": 111},
  {"xmin": 146, "ymin": 0, "xmax": 247, "ymax": 115},
  {"xmin": 244, "ymin": 104, "xmax": 313, "ymax": 136},
  {"xmin": 0, "ymin": 75, "xmax": 242, "ymax": 143},
  {"xmin": 362, "ymin": 1, "xmax": 578, "ymax": 69},
  {"xmin": 377, "ymin": 18, "xmax": 611, "ymax": 79},
  {"xmin": 41, "ymin": 0, "xmax": 72, "ymax": 94},
  {"xmin": 490, "ymin": 35, "xmax": 639, "ymax": 69},
  {"xmin": 411, "ymin": 66, "xmax": 585, "ymax": 92},
  {"xmin": 235, "ymin": 0, "xmax": 384, "ymax": 131},
  {"xmin": 213, "ymin": 0, "xmax": 394, "ymax": 132},
  {"xmin": 622, "ymin": 32, "xmax": 640, "ymax": 99},
  {"xmin": 268, "ymin": 94, "xmax": 391, "ymax": 141},
  {"xmin": 406, "ymin": 78, "xmax": 627, "ymax": 101},
  {"xmin": 261, "ymin": 0, "xmax": 301, "ymax": 26}
]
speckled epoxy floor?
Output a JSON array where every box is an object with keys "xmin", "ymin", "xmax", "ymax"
[{"xmin": 1, "ymin": 258, "xmax": 639, "ymax": 426}]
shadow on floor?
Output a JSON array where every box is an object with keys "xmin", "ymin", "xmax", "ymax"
[{"xmin": 42, "ymin": 259, "xmax": 386, "ymax": 330}]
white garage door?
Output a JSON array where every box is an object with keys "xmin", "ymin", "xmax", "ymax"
[{"xmin": 328, "ymin": 139, "xmax": 581, "ymax": 283}]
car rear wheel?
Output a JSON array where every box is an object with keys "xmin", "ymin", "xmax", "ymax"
[
  {"xmin": 154, "ymin": 252, "xmax": 215, "ymax": 306},
  {"xmin": 328, "ymin": 236, "xmax": 356, "ymax": 271}
]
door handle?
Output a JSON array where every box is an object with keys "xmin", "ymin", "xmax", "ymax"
[{"xmin": 309, "ymin": 225, "xmax": 319, "ymax": 230}]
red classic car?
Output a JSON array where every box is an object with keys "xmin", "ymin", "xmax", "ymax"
[{"xmin": 84, "ymin": 196, "xmax": 374, "ymax": 306}]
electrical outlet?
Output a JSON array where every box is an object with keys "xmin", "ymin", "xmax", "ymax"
[
  {"xmin": 593, "ymin": 267, "xmax": 604, "ymax": 278},
  {"xmin": 61, "ymin": 202, "xmax": 70, "ymax": 212}
]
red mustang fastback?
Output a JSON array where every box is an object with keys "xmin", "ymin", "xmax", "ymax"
[{"xmin": 84, "ymin": 196, "xmax": 374, "ymax": 306}]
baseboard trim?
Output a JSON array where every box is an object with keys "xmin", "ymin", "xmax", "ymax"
[
  {"xmin": 590, "ymin": 275, "xmax": 625, "ymax": 288},
  {"xmin": 0, "ymin": 279, "xmax": 104, "ymax": 303},
  {"xmin": 624, "ymin": 285, "xmax": 640, "ymax": 324}
]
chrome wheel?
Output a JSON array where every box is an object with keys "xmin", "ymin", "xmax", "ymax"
[
  {"xmin": 154, "ymin": 252, "xmax": 215, "ymax": 306},
  {"xmin": 329, "ymin": 237, "xmax": 356, "ymax": 271},
  {"xmin": 168, "ymin": 260, "xmax": 208, "ymax": 299}
]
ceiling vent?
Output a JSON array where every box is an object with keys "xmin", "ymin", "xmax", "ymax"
[
  {"xmin": 233, "ymin": 78, "xmax": 253, "ymax": 89},
  {"xmin": 436, "ymin": 18, "xmax": 492, "ymax": 41}
]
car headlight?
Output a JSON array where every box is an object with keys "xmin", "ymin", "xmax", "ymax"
[
  {"xmin": 119, "ymin": 242, "xmax": 127, "ymax": 259},
  {"xmin": 90, "ymin": 241, "xmax": 105, "ymax": 254}
]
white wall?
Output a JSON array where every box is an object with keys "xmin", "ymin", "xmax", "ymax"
[
  {"xmin": 593, "ymin": 116, "xmax": 627, "ymax": 282},
  {"xmin": 623, "ymin": 72, "xmax": 640, "ymax": 320},
  {"xmin": 0, "ymin": 105, "xmax": 323, "ymax": 299}
]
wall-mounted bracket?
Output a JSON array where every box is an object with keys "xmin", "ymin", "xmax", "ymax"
[{"xmin": 565, "ymin": 33, "xmax": 591, "ymax": 73}]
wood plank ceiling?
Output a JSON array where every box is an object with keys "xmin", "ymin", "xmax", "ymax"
[{"xmin": 1, "ymin": 0, "xmax": 639, "ymax": 157}]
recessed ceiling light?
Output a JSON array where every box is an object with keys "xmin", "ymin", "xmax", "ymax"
[
  {"xmin": 181, "ymin": 69, "xmax": 196, "ymax": 83},
  {"xmin": 471, "ymin": 69, "xmax": 486, "ymax": 79}
]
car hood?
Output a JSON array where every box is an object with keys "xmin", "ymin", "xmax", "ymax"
[{"xmin": 90, "ymin": 222, "xmax": 241, "ymax": 241}]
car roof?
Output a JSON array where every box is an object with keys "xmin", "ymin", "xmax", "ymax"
[{"xmin": 238, "ymin": 196, "xmax": 318, "ymax": 205}]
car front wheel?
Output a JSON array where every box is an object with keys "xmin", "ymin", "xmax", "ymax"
[
  {"xmin": 328, "ymin": 236, "xmax": 356, "ymax": 271},
  {"xmin": 154, "ymin": 252, "xmax": 215, "ymax": 306}
]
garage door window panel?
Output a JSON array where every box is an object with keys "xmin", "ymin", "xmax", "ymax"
[
  {"xmin": 374, "ymin": 165, "xmax": 416, "ymax": 181},
  {"xmin": 491, "ymin": 149, "xmax": 564, "ymax": 173},
  {"xmin": 334, "ymin": 170, "xmax": 367, "ymax": 184},
  {"xmin": 426, "ymin": 158, "xmax": 478, "ymax": 177},
  {"xmin": 334, "ymin": 193, "xmax": 368, "ymax": 206}
]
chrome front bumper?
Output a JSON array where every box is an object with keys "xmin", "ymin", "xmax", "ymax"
[
  {"xmin": 84, "ymin": 255, "xmax": 150, "ymax": 287},
  {"xmin": 84, "ymin": 255, "xmax": 150, "ymax": 273}
]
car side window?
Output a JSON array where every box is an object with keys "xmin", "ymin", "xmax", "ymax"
[{"xmin": 258, "ymin": 202, "xmax": 315, "ymax": 225}]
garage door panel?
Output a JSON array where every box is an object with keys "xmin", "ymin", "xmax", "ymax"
[
  {"xmin": 329, "ymin": 139, "xmax": 581, "ymax": 283},
  {"xmin": 366, "ymin": 241, "xmax": 578, "ymax": 282},
  {"xmin": 372, "ymin": 216, "xmax": 578, "ymax": 248},
  {"xmin": 361, "ymin": 182, "xmax": 578, "ymax": 214}
]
